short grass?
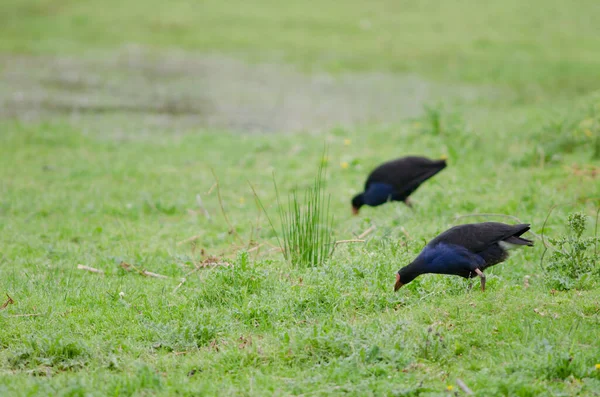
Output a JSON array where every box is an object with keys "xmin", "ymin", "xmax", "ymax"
[{"xmin": 1, "ymin": 0, "xmax": 600, "ymax": 396}]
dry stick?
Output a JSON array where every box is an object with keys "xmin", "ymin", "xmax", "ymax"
[
  {"xmin": 77, "ymin": 264, "xmax": 104, "ymax": 274},
  {"xmin": 335, "ymin": 239, "xmax": 365, "ymax": 245},
  {"xmin": 0, "ymin": 294, "xmax": 14, "ymax": 310},
  {"xmin": 173, "ymin": 278, "xmax": 186, "ymax": 293},
  {"xmin": 211, "ymin": 168, "xmax": 244, "ymax": 245},
  {"xmin": 206, "ymin": 183, "xmax": 217, "ymax": 195},
  {"xmin": 456, "ymin": 379, "xmax": 474, "ymax": 395},
  {"xmin": 181, "ymin": 266, "xmax": 203, "ymax": 281},
  {"xmin": 143, "ymin": 271, "xmax": 169, "ymax": 279},
  {"xmin": 120, "ymin": 262, "xmax": 169, "ymax": 279},
  {"xmin": 358, "ymin": 225, "xmax": 376, "ymax": 239},
  {"xmin": 247, "ymin": 243, "xmax": 264, "ymax": 253},
  {"xmin": 400, "ymin": 226, "xmax": 411, "ymax": 239},
  {"xmin": 120, "ymin": 261, "xmax": 143, "ymax": 275}
]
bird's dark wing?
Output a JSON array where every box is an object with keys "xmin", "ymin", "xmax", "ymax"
[
  {"xmin": 365, "ymin": 157, "xmax": 446, "ymax": 194},
  {"xmin": 391, "ymin": 166, "xmax": 447, "ymax": 201},
  {"xmin": 428, "ymin": 222, "xmax": 531, "ymax": 254}
]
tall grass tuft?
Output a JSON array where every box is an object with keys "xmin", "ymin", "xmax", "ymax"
[{"xmin": 272, "ymin": 156, "xmax": 334, "ymax": 268}]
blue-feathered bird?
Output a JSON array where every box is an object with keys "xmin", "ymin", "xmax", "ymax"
[
  {"xmin": 394, "ymin": 222, "xmax": 534, "ymax": 292},
  {"xmin": 351, "ymin": 156, "xmax": 447, "ymax": 215}
]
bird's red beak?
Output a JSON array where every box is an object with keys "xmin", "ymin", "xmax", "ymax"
[
  {"xmin": 394, "ymin": 273, "xmax": 404, "ymax": 291},
  {"xmin": 352, "ymin": 206, "xmax": 359, "ymax": 216}
]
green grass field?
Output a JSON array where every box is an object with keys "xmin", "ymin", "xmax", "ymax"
[{"xmin": 1, "ymin": 0, "xmax": 600, "ymax": 395}]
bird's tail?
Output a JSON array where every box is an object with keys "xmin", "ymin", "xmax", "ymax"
[
  {"xmin": 506, "ymin": 224, "xmax": 534, "ymax": 246},
  {"xmin": 504, "ymin": 236, "xmax": 534, "ymax": 246}
]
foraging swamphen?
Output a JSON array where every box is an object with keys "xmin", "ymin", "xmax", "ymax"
[
  {"xmin": 351, "ymin": 156, "xmax": 447, "ymax": 215},
  {"xmin": 394, "ymin": 222, "xmax": 534, "ymax": 292}
]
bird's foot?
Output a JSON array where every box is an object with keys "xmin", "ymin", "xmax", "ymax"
[{"xmin": 475, "ymin": 268, "xmax": 486, "ymax": 292}]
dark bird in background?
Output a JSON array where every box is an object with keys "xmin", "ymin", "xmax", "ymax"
[
  {"xmin": 394, "ymin": 222, "xmax": 534, "ymax": 292},
  {"xmin": 351, "ymin": 156, "xmax": 447, "ymax": 215}
]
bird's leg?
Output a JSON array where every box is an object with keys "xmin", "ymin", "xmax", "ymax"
[{"xmin": 475, "ymin": 269, "xmax": 486, "ymax": 292}]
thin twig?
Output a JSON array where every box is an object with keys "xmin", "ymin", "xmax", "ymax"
[
  {"xmin": 183, "ymin": 266, "xmax": 203, "ymax": 278},
  {"xmin": 211, "ymin": 168, "xmax": 244, "ymax": 244},
  {"xmin": 330, "ymin": 239, "xmax": 365, "ymax": 257},
  {"xmin": 183, "ymin": 256, "xmax": 233, "ymax": 280},
  {"xmin": 539, "ymin": 205, "xmax": 557, "ymax": 271},
  {"xmin": 358, "ymin": 225, "xmax": 376, "ymax": 239},
  {"xmin": 77, "ymin": 264, "xmax": 104, "ymax": 274},
  {"xmin": 456, "ymin": 379, "xmax": 474, "ymax": 395},
  {"xmin": 195, "ymin": 194, "xmax": 211, "ymax": 219},
  {"xmin": 143, "ymin": 271, "xmax": 169, "ymax": 279},
  {"xmin": 334, "ymin": 239, "xmax": 365, "ymax": 245},
  {"xmin": 400, "ymin": 226, "xmax": 411, "ymax": 239},
  {"xmin": 120, "ymin": 262, "xmax": 169, "ymax": 279},
  {"xmin": 247, "ymin": 243, "xmax": 264, "ymax": 253},
  {"xmin": 177, "ymin": 234, "xmax": 202, "ymax": 246},
  {"xmin": 206, "ymin": 183, "xmax": 217, "ymax": 195},
  {"xmin": 248, "ymin": 181, "xmax": 284, "ymax": 255},
  {"xmin": 173, "ymin": 278, "xmax": 186, "ymax": 293},
  {"xmin": 1, "ymin": 294, "xmax": 14, "ymax": 310},
  {"xmin": 594, "ymin": 207, "xmax": 600, "ymax": 264},
  {"xmin": 120, "ymin": 261, "xmax": 144, "ymax": 275}
]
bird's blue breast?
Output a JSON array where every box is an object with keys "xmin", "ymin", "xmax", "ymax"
[
  {"xmin": 416, "ymin": 243, "xmax": 485, "ymax": 277},
  {"xmin": 363, "ymin": 183, "xmax": 396, "ymax": 207}
]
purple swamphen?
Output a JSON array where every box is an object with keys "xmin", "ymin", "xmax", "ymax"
[
  {"xmin": 394, "ymin": 222, "xmax": 534, "ymax": 292},
  {"xmin": 351, "ymin": 156, "xmax": 447, "ymax": 215}
]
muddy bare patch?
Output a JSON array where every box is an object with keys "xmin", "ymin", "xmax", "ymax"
[{"xmin": 0, "ymin": 48, "xmax": 503, "ymax": 133}]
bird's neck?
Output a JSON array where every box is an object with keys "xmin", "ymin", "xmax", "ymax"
[
  {"xmin": 363, "ymin": 183, "xmax": 395, "ymax": 206},
  {"xmin": 399, "ymin": 258, "xmax": 429, "ymax": 285}
]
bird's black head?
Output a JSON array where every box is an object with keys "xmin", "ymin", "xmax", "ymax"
[
  {"xmin": 394, "ymin": 265, "xmax": 420, "ymax": 291},
  {"xmin": 351, "ymin": 193, "xmax": 364, "ymax": 215}
]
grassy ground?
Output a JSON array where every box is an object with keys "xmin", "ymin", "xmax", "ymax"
[{"xmin": 1, "ymin": 0, "xmax": 600, "ymax": 396}]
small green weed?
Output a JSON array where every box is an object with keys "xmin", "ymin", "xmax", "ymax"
[{"xmin": 543, "ymin": 212, "xmax": 599, "ymax": 290}]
